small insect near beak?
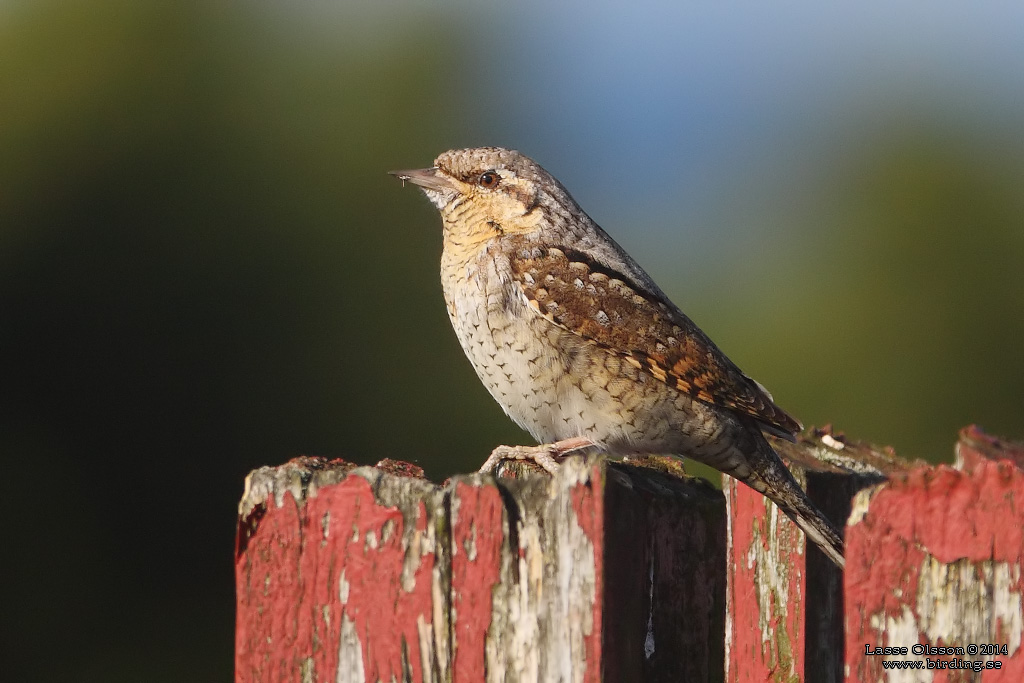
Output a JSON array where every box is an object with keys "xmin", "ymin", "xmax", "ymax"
[{"xmin": 387, "ymin": 167, "xmax": 454, "ymax": 192}]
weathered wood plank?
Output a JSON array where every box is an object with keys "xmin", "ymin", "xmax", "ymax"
[
  {"xmin": 845, "ymin": 426, "xmax": 1024, "ymax": 681},
  {"xmin": 236, "ymin": 427, "xmax": 1024, "ymax": 682},
  {"xmin": 603, "ymin": 459, "xmax": 727, "ymax": 682},
  {"xmin": 235, "ymin": 457, "xmax": 444, "ymax": 683}
]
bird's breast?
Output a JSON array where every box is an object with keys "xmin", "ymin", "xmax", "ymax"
[
  {"xmin": 439, "ymin": 244, "xmax": 703, "ymax": 449},
  {"xmin": 441, "ymin": 244, "xmax": 558, "ymax": 436}
]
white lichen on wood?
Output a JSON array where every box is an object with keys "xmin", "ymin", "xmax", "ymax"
[
  {"xmin": 750, "ymin": 500, "xmax": 801, "ymax": 678},
  {"xmin": 866, "ymin": 557, "xmax": 1023, "ymax": 682},
  {"xmin": 336, "ymin": 614, "xmax": 366, "ymax": 683},
  {"xmin": 846, "ymin": 485, "xmax": 878, "ymax": 527},
  {"xmin": 483, "ymin": 458, "xmax": 598, "ymax": 683},
  {"xmin": 916, "ymin": 557, "xmax": 1022, "ymax": 658}
]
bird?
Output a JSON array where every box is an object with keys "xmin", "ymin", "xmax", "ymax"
[{"xmin": 390, "ymin": 146, "xmax": 844, "ymax": 568}]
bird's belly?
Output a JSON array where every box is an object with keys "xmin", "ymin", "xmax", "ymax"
[
  {"xmin": 444, "ymin": 267, "xmax": 710, "ymax": 452},
  {"xmin": 447, "ymin": 281, "xmax": 577, "ymax": 440}
]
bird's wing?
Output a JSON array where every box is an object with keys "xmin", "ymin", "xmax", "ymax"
[{"xmin": 508, "ymin": 243, "xmax": 802, "ymax": 436}]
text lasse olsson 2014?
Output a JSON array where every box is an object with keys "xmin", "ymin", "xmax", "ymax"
[{"xmin": 865, "ymin": 643, "xmax": 1009, "ymax": 657}]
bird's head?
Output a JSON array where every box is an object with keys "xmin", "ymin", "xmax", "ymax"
[{"xmin": 391, "ymin": 147, "xmax": 578, "ymax": 245}]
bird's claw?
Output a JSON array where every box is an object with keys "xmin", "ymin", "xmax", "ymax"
[{"xmin": 479, "ymin": 437, "xmax": 597, "ymax": 476}]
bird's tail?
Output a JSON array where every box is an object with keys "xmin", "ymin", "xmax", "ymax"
[
  {"xmin": 744, "ymin": 441, "xmax": 846, "ymax": 569},
  {"xmin": 776, "ymin": 489, "xmax": 845, "ymax": 569}
]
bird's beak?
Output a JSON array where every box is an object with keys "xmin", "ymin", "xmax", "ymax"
[{"xmin": 388, "ymin": 167, "xmax": 454, "ymax": 192}]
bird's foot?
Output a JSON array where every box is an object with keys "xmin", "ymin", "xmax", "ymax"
[{"xmin": 479, "ymin": 436, "xmax": 597, "ymax": 475}]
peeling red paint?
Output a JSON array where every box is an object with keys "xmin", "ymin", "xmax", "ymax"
[
  {"xmin": 725, "ymin": 479, "xmax": 806, "ymax": 683},
  {"xmin": 571, "ymin": 465, "xmax": 604, "ymax": 683},
  {"xmin": 236, "ymin": 491, "xmax": 306, "ymax": 683},
  {"xmin": 957, "ymin": 425, "xmax": 1024, "ymax": 472},
  {"xmin": 236, "ymin": 437, "xmax": 1024, "ymax": 682},
  {"xmin": 846, "ymin": 460, "xmax": 1024, "ymax": 682},
  {"xmin": 235, "ymin": 475, "xmax": 435, "ymax": 683},
  {"xmin": 450, "ymin": 481, "xmax": 503, "ymax": 680}
]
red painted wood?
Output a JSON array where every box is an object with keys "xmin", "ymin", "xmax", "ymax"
[
  {"xmin": 957, "ymin": 424, "xmax": 1024, "ymax": 472},
  {"xmin": 723, "ymin": 435, "xmax": 881, "ymax": 683},
  {"xmin": 725, "ymin": 477, "xmax": 807, "ymax": 683},
  {"xmin": 845, "ymin": 459, "xmax": 1024, "ymax": 682},
  {"xmin": 571, "ymin": 473, "xmax": 604, "ymax": 683},
  {"xmin": 236, "ymin": 474, "xmax": 436, "ymax": 683},
  {"xmin": 236, "ymin": 457, "xmax": 727, "ymax": 681},
  {"xmin": 449, "ymin": 481, "xmax": 504, "ymax": 680},
  {"xmin": 236, "ymin": 430, "xmax": 1023, "ymax": 681}
]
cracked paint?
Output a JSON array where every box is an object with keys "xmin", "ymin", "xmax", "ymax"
[
  {"xmin": 725, "ymin": 474, "xmax": 805, "ymax": 683},
  {"xmin": 846, "ymin": 460, "xmax": 1024, "ymax": 682}
]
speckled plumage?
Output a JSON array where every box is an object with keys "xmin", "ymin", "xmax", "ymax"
[{"xmin": 392, "ymin": 146, "xmax": 844, "ymax": 567}]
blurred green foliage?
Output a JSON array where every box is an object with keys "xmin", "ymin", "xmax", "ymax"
[
  {"xmin": 0, "ymin": 3, "xmax": 501, "ymax": 681},
  {"xmin": 694, "ymin": 117, "xmax": 1024, "ymax": 464},
  {"xmin": 1, "ymin": 2, "xmax": 1020, "ymax": 682}
]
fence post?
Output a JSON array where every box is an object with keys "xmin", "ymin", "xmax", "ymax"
[
  {"xmin": 236, "ymin": 426, "xmax": 1024, "ymax": 682},
  {"xmin": 844, "ymin": 426, "xmax": 1024, "ymax": 681}
]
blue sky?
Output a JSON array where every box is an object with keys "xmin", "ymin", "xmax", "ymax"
[{"xmin": 458, "ymin": 2, "xmax": 1024, "ymax": 222}]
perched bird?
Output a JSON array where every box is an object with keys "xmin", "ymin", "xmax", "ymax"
[{"xmin": 391, "ymin": 147, "xmax": 844, "ymax": 567}]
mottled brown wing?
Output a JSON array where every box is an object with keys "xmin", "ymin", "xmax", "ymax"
[{"xmin": 509, "ymin": 243, "xmax": 802, "ymax": 436}]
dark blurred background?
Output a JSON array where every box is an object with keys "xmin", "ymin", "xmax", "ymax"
[{"xmin": 2, "ymin": 1, "xmax": 1021, "ymax": 680}]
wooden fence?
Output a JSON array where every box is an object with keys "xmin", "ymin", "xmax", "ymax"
[{"xmin": 235, "ymin": 425, "xmax": 1023, "ymax": 682}]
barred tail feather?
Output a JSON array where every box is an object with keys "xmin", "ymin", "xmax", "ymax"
[
  {"xmin": 744, "ymin": 438, "xmax": 847, "ymax": 569},
  {"xmin": 780, "ymin": 498, "xmax": 846, "ymax": 569}
]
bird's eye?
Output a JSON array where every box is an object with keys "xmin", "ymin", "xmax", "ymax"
[{"xmin": 478, "ymin": 171, "xmax": 500, "ymax": 189}]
